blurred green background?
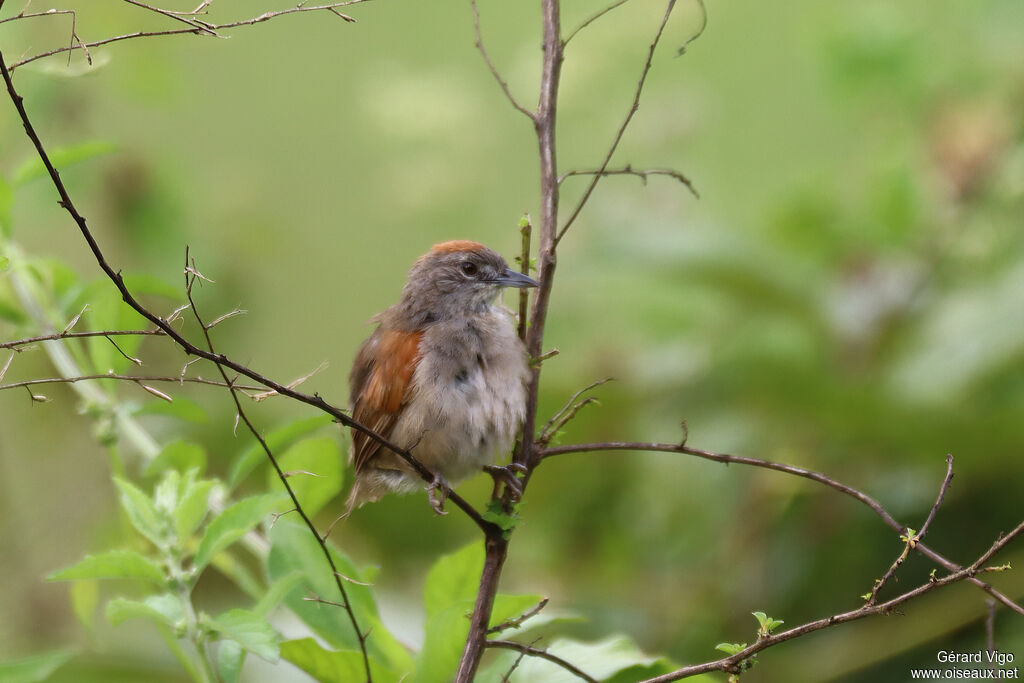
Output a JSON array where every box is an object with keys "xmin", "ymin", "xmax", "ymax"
[{"xmin": 2, "ymin": 0, "xmax": 1024, "ymax": 680}]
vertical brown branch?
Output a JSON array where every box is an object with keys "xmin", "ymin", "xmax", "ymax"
[{"xmin": 456, "ymin": 1, "xmax": 564, "ymax": 680}]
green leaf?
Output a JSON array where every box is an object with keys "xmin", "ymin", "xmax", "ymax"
[
  {"xmin": 47, "ymin": 549, "xmax": 165, "ymax": 585},
  {"xmin": 0, "ymin": 649, "xmax": 75, "ymax": 683},
  {"xmin": 715, "ymin": 642, "xmax": 747, "ymax": 655},
  {"xmin": 217, "ymin": 640, "xmax": 245, "ymax": 683},
  {"xmin": 488, "ymin": 594, "xmax": 545, "ymax": 633},
  {"xmin": 414, "ymin": 543, "xmax": 503, "ymax": 683},
  {"xmin": 281, "ymin": 639, "xmax": 385, "ymax": 683},
  {"xmin": 211, "ymin": 550, "xmax": 265, "ymax": 601},
  {"xmin": 106, "ymin": 594, "xmax": 184, "ymax": 628},
  {"xmin": 193, "ymin": 494, "xmax": 286, "ymax": 571},
  {"xmin": 113, "ymin": 477, "xmax": 167, "ymax": 547},
  {"xmin": 253, "ymin": 571, "xmax": 304, "ymax": 617},
  {"xmin": 481, "ymin": 500, "xmax": 520, "ymax": 536},
  {"xmin": 136, "ymin": 396, "xmax": 207, "ymax": 423},
  {"xmin": 0, "ymin": 278, "xmax": 27, "ymax": 323},
  {"xmin": 423, "ymin": 542, "xmax": 483, "ymax": 618},
  {"xmin": 13, "ymin": 141, "xmax": 117, "ymax": 187},
  {"xmin": 208, "ymin": 608, "xmax": 280, "ymax": 662},
  {"xmin": 752, "ymin": 611, "xmax": 783, "ymax": 636},
  {"xmin": 267, "ymin": 520, "xmax": 411, "ymax": 672},
  {"xmin": 0, "ymin": 176, "xmax": 13, "ymax": 237},
  {"xmin": 228, "ymin": 415, "xmax": 334, "ymax": 488},
  {"xmin": 413, "ymin": 601, "xmax": 472, "ymax": 683},
  {"xmin": 153, "ymin": 469, "xmax": 182, "ymax": 517},
  {"xmin": 70, "ymin": 579, "xmax": 99, "ymax": 633},
  {"xmin": 174, "ymin": 476, "xmax": 217, "ymax": 541},
  {"xmin": 265, "ymin": 437, "xmax": 344, "ymax": 517},
  {"xmin": 145, "ymin": 440, "xmax": 207, "ymax": 477}
]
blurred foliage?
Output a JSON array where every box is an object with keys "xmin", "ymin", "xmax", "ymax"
[{"xmin": 2, "ymin": 0, "xmax": 1024, "ymax": 681}]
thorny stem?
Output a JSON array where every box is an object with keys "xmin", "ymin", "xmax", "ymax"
[{"xmin": 183, "ymin": 252, "xmax": 373, "ymax": 681}]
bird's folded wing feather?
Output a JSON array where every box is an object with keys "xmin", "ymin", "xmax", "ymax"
[{"xmin": 349, "ymin": 327, "xmax": 424, "ymax": 474}]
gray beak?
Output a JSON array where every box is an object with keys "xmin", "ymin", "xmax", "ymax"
[{"xmin": 495, "ymin": 267, "xmax": 539, "ymax": 289}]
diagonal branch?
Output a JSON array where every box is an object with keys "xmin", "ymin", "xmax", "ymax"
[
  {"xmin": 556, "ymin": 0, "xmax": 677, "ymax": 245},
  {"xmin": 540, "ymin": 441, "xmax": 1024, "ymax": 616},
  {"xmin": 471, "ymin": 0, "xmax": 536, "ymax": 121},
  {"xmin": 0, "ymin": 48, "xmax": 491, "ymax": 532},
  {"xmin": 866, "ymin": 453, "xmax": 955, "ymax": 605},
  {"xmin": 0, "ymin": 372, "xmax": 265, "ymax": 392},
  {"xmin": 7, "ymin": 0, "xmax": 370, "ymax": 72},
  {"xmin": 558, "ymin": 165, "xmax": 698, "ymax": 198},
  {"xmin": 182, "ymin": 250, "xmax": 373, "ymax": 682},
  {"xmin": 638, "ymin": 519, "xmax": 1024, "ymax": 682},
  {"xmin": 487, "ymin": 639, "xmax": 597, "ymax": 682},
  {"xmin": 122, "ymin": 0, "xmax": 220, "ymax": 37},
  {"xmin": 562, "ymin": 0, "xmax": 631, "ymax": 47},
  {"xmin": 1, "ymin": 328, "xmax": 165, "ymax": 350}
]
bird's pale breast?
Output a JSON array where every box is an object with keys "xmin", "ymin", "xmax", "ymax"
[{"xmin": 392, "ymin": 305, "xmax": 530, "ymax": 482}]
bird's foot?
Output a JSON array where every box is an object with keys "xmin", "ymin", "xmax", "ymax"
[
  {"xmin": 427, "ymin": 472, "xmax": 449, "ymax": 516},
  {"xmin": 484, "ymin": 463, "xmax": 528, "ymax": 501}
]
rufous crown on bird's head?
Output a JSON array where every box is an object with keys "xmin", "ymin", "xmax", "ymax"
[{"xmin": 396, "ymin": 241, "xmax": 539, "ymax": 322}]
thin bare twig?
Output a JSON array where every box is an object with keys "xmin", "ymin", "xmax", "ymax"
[
  {"xmin": 557, "ymin": 0, "xmax": 677, "ymax": 244},
  {"xmin": 538, "ymin": 377, "xmax": 612, "ymax": 446},
  {"xmin": 0, "ymin": 372, "xmax": 264, "ymax": 392},
  {"xmin": 562, "ymin": 0, "xmax": 631, "ymax": 47},
  {"xmin": 540, "ymin": 441, "xmax": 1024, "ymax": 617},
  {"xmin": 0, "ymin": 352, "xmax": 14, "ymax": 382},
  {"xmin": 470, "ymin": 0, "xmax": 536, "ymax": 120},
  {"xmin": 182, "ymin": 249, "xmax": 373, "ymax": 682},
  {"xmin": 203, "ymin": 307, "xmax": 246, "ymax": 330},
  {"xmin": 866, "ymin": 453, "xmax": 954, "ymax": 605},
  {"xmin": 638, "ymin": 520, "xmax": 1024, "ymax": 682},
  {"xmin": 499, "ymin": 636, "xmax": 538, "ymax": 682},
  {"xmin": 0, "ymin": 329, "xmax": 165, "ymax": 350},
  {"xmin": 558, "ymin": 165, "xmax": 698, "ymax": 198},
  {"xmin": 487, "ymin": 597, "xmax": 549, "ymax": 634},
  {"xmin": 487, "ymin": 639, "xmax": 597, "ymax": 682},
  {"xmin": 0, "ymin": 7, "xmax": 92, "ymax": 65},
  {"xmin": 122, "ymin": 0, "xmax": 220, "ymax": 37},
  {"xmin": 8, "ymin": 1, "xmax": 370, "ymax": 72}
]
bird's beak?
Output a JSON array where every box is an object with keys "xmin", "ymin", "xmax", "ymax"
[{"xmin": 495, "ymin": 268, "xmax": 539, "ymax": 289}]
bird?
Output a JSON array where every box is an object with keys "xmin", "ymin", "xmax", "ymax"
[{"xmin": 344, "ymin": 240, "xmax": 538, "ymax": 513}]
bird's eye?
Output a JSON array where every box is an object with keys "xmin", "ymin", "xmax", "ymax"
[{"xmin": 460, "ymin": 261, "xmax": 478, "ymax": 277}]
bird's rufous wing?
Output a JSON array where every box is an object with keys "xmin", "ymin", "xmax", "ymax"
[{"xmin": 348, "ymin": 327, "xmax": 424, "ymax": 475}]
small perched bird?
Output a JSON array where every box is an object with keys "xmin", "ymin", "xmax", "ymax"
[{"xmin": 345, "ymin": 240, "xmax": 538, "ymax": 511}]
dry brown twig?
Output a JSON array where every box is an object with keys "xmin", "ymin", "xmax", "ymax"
[
  {"xmin": 487, "ymin": 639, "xmax": 598, "ymax": 683},
  {"xmin": 865, "ymin": 453, "xmax": 955, "ymax": 605},
  {"xmin": 4, "ymin": 0, "xmax": 370, "ymax": 73}
]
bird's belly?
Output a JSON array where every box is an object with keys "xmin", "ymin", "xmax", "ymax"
[{"xmin": 394, "ymin": 361, "xmax": 527, "ymax": 482}]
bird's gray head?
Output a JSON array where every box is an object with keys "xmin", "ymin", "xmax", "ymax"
[{"xmin": 398, "ymin": 240, "xmax": 538, "ymax": 324}]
